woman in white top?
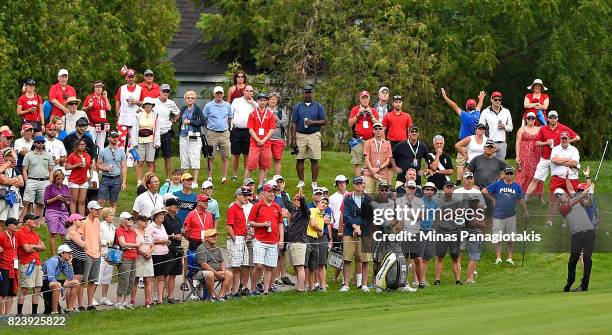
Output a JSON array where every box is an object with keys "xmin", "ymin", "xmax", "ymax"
[
  {"xmin": 455, "ymin": 123, "xmax": 488, "ymax": 165},
  {"xmin": 97, "ymin": 207, "xmax": 116, "ymax": 306},
  {"xmin": 132, "ymin": 97, "xmax": 160, "ymax": 183}
]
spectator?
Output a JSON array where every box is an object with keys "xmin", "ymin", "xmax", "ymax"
[
  {"xmin": 139, "ymin": 69, "xmax": 160, "ymax": 100},
  {"xmin": 160, "ymin": 169, "xmax": 183, "ymax": 196},
  {"xmin": 0, "ymin": 218, "xmax": 19, "ymax": 315},
  {"xmin": 0, "ymin": 129, "xmax": 14, "ymax": 167},
  {"xmin": 433, "ymin": 182, "xmax": 462, "ymax": 286},
  {"xmin": 132, "ymin": 174, "xmax": 162, "ymax": 218},
  {"xmin": 328, "ymin": 175, "xmax": 348, "ymax": 281},
  {"xmin": 523, "ymin": 79, "xmax": 549, "ymax": 126},
  {"xmin": 550, "ymin": 132, "xmax": 581, "ymax": 194},
  {"xmin": 183, "ymin": 194, "xmax": 214, "ymax": 251},
  {"xmin": 227, "ymin": 71, "xmax": 247, "ymax": 104},
  {"xmin": 16, "ymin": 79, "xmax": 44, "ymax": 132},
  {"xmin": 307, "ymin": 196, "xmax": 331, "ymax": 292},
  {"xmin": 483, "ymin": 166, "xmax": 529, "ymax": 265},
  {"xmin": 464, "ymin": 195, "xmax": 486, "ymax": 284},
  {"xmin": 115, "ymin": 69, "xmax": 141, "ymax": 162},
  {"xmin": 396, "ymin": 180, "xmax": 424, "ymax": 290},
  {"xmin": 82, "ymin": 201, "xmax": 102, "ymax": 310},
  {"xmin": 14, "ymin": 124, "xmax": 34, "ymax": 174},
  {"xmin": 441, "ymin": 88, "xmax": 485, "ymax": 186},
  {"xmin": 147, "ymin": 207, "xmax": 170, "ymax": 305},
  {"xmin": 230, "ymin": 85, "xmax": 257, "ymax": 181},
  {"xmin": 97, "ymin": 208, "xmax": 116, "ymax": 307},
  {"xmin": 43, "ymin": 169, "xmax": 70, "ymax": 255},
  {"xmin": 48, "ymin": 69, "xmax": 76, "ymax": 118},
  {"xmin": 374, "ymin": 87, "xmax": 390, "ymax": 122},
  {"xmin": 174, "ymin": 173, "xmax": 197, "ymax": 226},
  {"xmin": 82, "ymin": 81, "xmax": 111, "ymax": 151},
  {"xmin": 133, "ymin": 97, "xmax": 160, "ymax": 184},
  {"xmin": 419, "ymin": 182, "xmax": 438, "ymax": 285},
  {"xmin": 162, "ymin": 198, "xmax": 183, "ymax": 304},
  {"xmin": 363, "ymin": 122, "xmax": 393, "ymax": 193},
  {"xmin": 395, "ymin": 168, "xmax": 424, "ymax": 198},
  {"xmin": 348, "ymin": 91, "xmax": 379, "ymax": 177},
  {"xmin": 340, "ymin": 176, "xmax": 374, "ymax": 292},
  {"xmin": 285, "ymin": 192, "xmax": 309, "ymax": 292},
  {"xmin": 62, "ymin": 117, "xmax": 97, "ymax": 160},
  {"xmin": 203, "ymin": 86, "xmax": 233, "ymax": 184},
  {"xmin": 466, "ymin": 140, "xmax": 510, "ymax": 190},
  {"xmin": 15, "ymin": 213, "xmax": 46, "ymax": 315},
  {"xmin": 50, "ymin": 116, "xmax": 68, "ymax": 141},
  {"xmin": 268, "ymin": 92, "xmax": 288, "ymax": 176},
  {"xmin": 44, "ymin": 123, "xmax": 67, "ymax": 172},
  {"xmin": 179, "ymin": 91, "xmax": 204, "ymax": 187},
  {"xmin": 515, "ymin": 112, "xmax": 544, "ymax": 202},
  {"xmin": 65, "ymin": 138, "xmax": 94, "ymax": 215},
  {"xmin": 201, "ymin": 180, "xmax": 220, "ymax": 227},
  {"xmin": 248, "ymin": 183, "xmax": 284, "ymax": 295},
  {"xmin": 290, "ymin": 85, "xmax": 327, "ymax": 189},
  {"xmin": 0, "ymin": 148, "xmax": 23, "ymax": 225},
  {"xmin": 226, "ymin": 187, "xmax": 253, "ymax": 296},
  {"xmin": 64, "ymin": 213, "xmax": 87, "ymax": 311},
  {"xmin": 425, "ymin": 135, "xmax": 454, "ymax": 191},
  {"xmin": 41, "ymin": 245, "xmax": 79, "ymax": 314},
  {"xmin": 479, "ymin": 91, "xmax": 513, "ymax": 160},
  {"xmin": 114, "ymin": 212, "xmax": 138, "ymax": 309},
  {"xmin": 195, "ymin": 228, "xmax": 234, "ymax": 301},
  {"xmin": 245, "ymin": 93, "xmax": 275, "ymax": 186},
  {"xmin": 152, "ymin": 84, "xmax": 180, "ymax": 180},
  {"xmin": 62, "ymin": 97, "xmax": 88, "ymax": 134},
  {"xmin": 455, "ymin": 123, "xmax": 488, "ymax": 180},
  {"xmin": 392, "ymin": 126, "xmax": 429, "ymax": 186},
  {"xmin": 131, "ymin": 215, "xmax": 155, "ymax": 308},
  {"xmin": 96, "ymin": 131, "xmax": 127, "ymax": 209},
  {"xmin": 272, "ymin": 175, "xmax": 293, "ymax": 287},
  {"xmin": 382, "ymin": 95, "xmax": 412, "ymax": 148},
  {"xmin": 20, "ymin": 135, "xmax": 53, "ymax": 223}
]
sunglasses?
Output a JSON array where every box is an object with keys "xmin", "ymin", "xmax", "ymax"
[
  {"xmin": 35, "ymin": 141, "xmax": 45, "ymax": 144},
  {"xmin": 465, "ymin": 176, "xmax": 474, "ymax": 179},
  {"xmin": 77, "ymin": 124, "xmax": 88, "ymax": 127},
  {"xmin": 493, "ymin": 99, "xmax": 502, "ymax": 102},
  {"xmin": 354, "ymin": 182, "xmax": 364, "ymax": 185},
  {"xmin": 527, "ymin": 117, "xmax": 536, "ymax": 120},
  {"xmin": 68, "ymin": 102, "xmax": 78, "ymax": 106},
  {"xmin": 374, "ymin": 127, "xmax": 383, "ymax": 130},
  {"xmin": 144, "ymin": 74, "xmax": 153, "ymax": 77},
  {"xmin": 161, "ymin": 90, "xmax": 170, "ymax": 93},
  {"xmin": 410, "ymin": 130, "xmax": 419, "ymax": 133},
  {"xmin": 126, "ymin": 75, "xmax": 135, "ymax": 78},
  {"xmin": 505, "ymin": 171, "xmax": 514, "ymax": 175},
  {"xmin": 236, "ymin": 75, "xmax": 244, "ymax": 78},
  {"xmin": 407, "ymin": 186, "xmax": 417, "ymax": 190},
  {"xmin": 244, "ymin": 89, "xmax": 253, "ymax": 92},
  {"xmin": 549, "ymin": 116, "xmax": 558, "ymax": 119},
  {"xmin": 185, "ymin": 97, "xmax": 195, "ymax": 99}
]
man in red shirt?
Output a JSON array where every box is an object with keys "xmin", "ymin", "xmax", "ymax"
[
  {"xmin": 245, "ymin": 94, "xmax": 275, "ymax": 187},
  {"xmin": 15, "ymin": 213, "xmax": 46, "ymax": 314},
  {"xmin": 48, "ymin": 69, "xmax": 76, "ymax": 117},
  {"xmin": 348, "ymin": 91, "xmax": 379, "ymax": 177},
  {"xmin": 139, "ymin": 69, "xmax": 160, "ymax": 101},
  {"xmin": 0, "ymin": 218, "xmax": 19, "ymax": 315},
  {"xmin": 182, "ymin": 194, "xmax": 213, "ymax": 251},
  {"xmin": 382, "ymin": 95, "xmax": 412, "ymax": 148},
  {"xmin": 226, "ymin": 187, "xmax": 253, "ymax": 296},
  {"xmin": 248, "ymin": 183, "xmax": 283, "ymax": 295}
]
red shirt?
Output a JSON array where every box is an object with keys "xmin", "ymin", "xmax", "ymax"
[
  {"xmin": 226, "ymin": 202, "xmax": 247, "ymax": 236},
  {"xmin": 535, "ymin": 123, "xmax": 577, "ymax": 159},
  {"xmin": 48, "ymin": 83, "xmax": 76, "ymax": 117},
  {"xmin": 0, "ymin": 231, "xmax": 17, "ymax": 273},
  {"xmin": 15, "ymin": 227, "xmax": 42, "ymax": 265},
  {"xmin": 115, "ymin": 227, "xmax": 137, "ymax": 260},
  {"xmin": 248, "ymin": 200, "xmax": 283, "ymax": 244},
  {"xmin": 66, "ymin": 152, "xmax": 93, "ymax": 184},
  {"xmin": 184, "ymin": 208, "xmax": 214, "ymax": 240},
  {"xmin": 524, "ymin": 92, "xmax": 550, "ymax": 126},
  {"xmin": 115, "ymin": 84, "xmax": 138, "ymax": 102},
  {"xmin": 83, "ymin": 94, "xmax": 109, "ymax": 124},
  {"xmin": 247, "ymin": 109, "xmax": 276, "ymax": 147},
  {"xmin": 350, "ymin": 106, "xmax": 379, "ymax": 140},
  {"xmin": 139, "ymin": 82, "xmax": 160, "ymax": 100},
  {"xmin": 18, "ymin": 94, "xmax": 43, "ymax": 122},
  {"xmin": 382, "ymin": 110, "xmax": 412, "ymax": 141}
]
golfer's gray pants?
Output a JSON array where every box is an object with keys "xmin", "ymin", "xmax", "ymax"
[{"xmin": 495, "ymin": 142, "xmax": 507, "ymax": 160}]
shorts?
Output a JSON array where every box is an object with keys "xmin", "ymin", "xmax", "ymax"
[
  {"xmin": 253, "ymin": 239, "xmax": 278, "ymax": 268},
  {"xmin": 179, "ymin": 136, "xmax": 202, "ymax": 169},
  {"xmin": 98, "ymin": 175, "xmax": 122, "ymax": 203},
  {"xmin": 152, "ymin": 254, "xmax": 170, "ymax": 277},
  {"xmin": 19, "ymin": 264, "xmax": 43, "ymax": 288},
  {"xmin": 401, "ymin": 233, "xmax": 422, "ymax": 259},
  {"xmin": 296, "ymin": 132, "xmax": 321, "ymax": 160},
  {"xmin": 318, "ymin": 235, "xmax": 329, "ymax": 266},
  {"xmin": 0, "ymin": 198, "xmax": 20, "ymax": 221},
  {"xmin": 342, "ymin": 236, "xmax": 373, "ymax": 262},
  {"xmin": 68, "ymin": 181, "xmax": 89, "ymax": 189},
  {"xmin": 227, "ymin": 236, "xmax": 249, "ymax": 268},
  {"xmin": 82, "ymin": 255, "xmax": 101, "ymax": 283},
  {"xmin": 435, "ymin": 232, "xmax": 460, "ymax": 259},
  {"xmin": 135, "ymin": 255, "xmax": 154, "ymax": 278},
  {"xmin": 492, "ymin": 216, "xmax": 517, "ymax": 241},
  {"xmin": 363, "ymin": 175, "xmax": 388, "ymax": 194},
  {"xmin": 206, "ymin": 130, "xmax": 231, "ymax": 158},
  {"xmin": 533, "ymin": 158, "xmax": 551, "ymax": 181},
  {"xmin": 159, "ymin": 130, "xmax": 174, "ymax": 158},
  {"xmin": 230, "ymin": 128, "xmax": 250, "ymax": 155},
  {"xmin": 350, "ymin": 141, "xmax": 364, "ymax": 165},
  {"xmin": 550, "ymin": 176, "xmax": 578, "ymax": 194},
  {"xmin": 0, "ymin": 269, "xmax": 16, "ymax": 296},
  {"xmin": 136, "ymin": 142, "xmax": 155, "ymax": 162},
  {"xmin": 270, "ymin": 139, "xmax": 284, "ymax": 161},
  {"xmin": 23, "ymin": 179, "xmax": 49, "ymax": 204},
  {"xmin": 97, "ymin": 257, "xmax": 114, "ymax": 285},
  {"xmin": 418, "ymin": 237, "xmax": 435, "ymax": 260},
  {"xmin": 246, "ymin": 144, "xmax": 272, "ymax": 171},
  {"xmin": 456, "ymin": 153, "xmax": 466, "ymax": 169},
  {"xmin": 288, "ymin": 242, "xmax": 307, "ymax": 266},
  {"xmin": 466, "ymin": 235, "xmax": 483, "ymax": 261},
  {"xmin": 72, "ymin": 258, "xmax": 85, "ymax": 276},
  {"xmin": 305, "ymin": 237, "xmax": 320, "ymax": 271}
]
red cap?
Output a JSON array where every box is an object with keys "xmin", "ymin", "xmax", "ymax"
[
  {"xmin": 262, "ymin": 184, "xmax": 277, "ymax": 192},
  {"xmin": 1, "ymin": 130, "xmax": 13, "ymax": 138},
  {"xmin": 21, "ymin": 123, "xmax": 33, "ymax": 131},
  {"xmin": 196, "ymin": 194, "xmax": 209, "ymax": 202},
  {"xmin": 577, "ymin": 182, "xmax": 588, "ymax": 190},
  {"xmin": 560, "ymin": 131, "xmax": 570, "ymax": 139},
  {"xmin": 491, "ymin": 91, "xmax": 503, "ymax": 98},
  {"xmin": 46, "ymin": 123, "xmax": 56, "ymax": 130},
  {"xmin": 359, "ymin": 91, "xmax": 370, "ymax": 98},
  {"xmin": 125, "ymin": 69, "xmax": 136, "ymax": 77},
  {"xmin": 465, "ymin": 99, "xmax": 477, "ymax": 108}
]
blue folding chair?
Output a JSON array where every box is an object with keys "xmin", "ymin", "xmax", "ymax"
[{"xmin": 182, "ymin": 249, "xmax": 211, "ymax": 301}]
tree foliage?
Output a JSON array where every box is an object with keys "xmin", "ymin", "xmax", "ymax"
[
  {"xmin": 198, "ymin": 0, "xmax": 610, "ymax": 158},
  {"xmin": 0, "ymin": 0, "xmax": 180, "ymax": 127}
]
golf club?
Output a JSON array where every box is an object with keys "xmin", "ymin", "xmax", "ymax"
[
  {"xmin": 594, "ymin": 140, "xmax": 608, "ymax": 181},
  {"xmin": 521, "ymin": 216, "xmax": 528, "ymax": 268}
]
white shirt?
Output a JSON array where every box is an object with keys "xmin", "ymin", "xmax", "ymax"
[
  {"xmin": 328, "ymin": 191, "xmax": 346, "ymax": 229},
  {"xmin": 395, "ymin": 196, "xmax": 424, "ymax": 233},
  {"xmin": 231, "ymin": 97, "xmax": 257, "ymax": 129},
  {"xmin": 133, "ymin": 191, "xmax": 163, "ymax": 217},
  {"xmin": 242, "ymin": 202, "xmax": 253, "ymax": 220},
  {"xmin": 14, "ymin": 137, "xmax": 33, "ymax": 158},
  {"xmin": 62, "ymin": 110, "xmax": 89, "ymax": 133},
  {"xmin": 99, "ymin": 220, "xmax": 116, "ymax": 255},
  {"xmin": 152, "ymin": 98, "xmax": 180, "ymax": 134},
  {"xmin": 44, "ymin": 137, "xmax": 67, "ymax": 171},
  {"xmin": 551, "ymin": 144, "xmax": 580, "ymax": 179},
  {"xmin": 478, "ymin": 106, "xmax": 513, "ymax": 142},
  {"xmin": 453, "ymin": 187, "xmax": 486, "ymax": 208}
]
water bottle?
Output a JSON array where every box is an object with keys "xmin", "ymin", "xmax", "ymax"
[
  {"xmin": 267, "ymin": 223, "xmax": 272, "ymax": 233},
  {"xmin": 129, "ymin": 147, "xmax": 140, "ymax": 161},
  {"xmin": 26, "ymin": 260, "xmax": 35, "ymax": 276}
]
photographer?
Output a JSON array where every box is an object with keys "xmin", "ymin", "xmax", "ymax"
[{"xmin": 348, "ymin": 91, "xmax": 379, "ymax": 178}]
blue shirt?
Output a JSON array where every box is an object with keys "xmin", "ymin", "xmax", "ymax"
[
  {"xmin": 292, "ymin": 101, "xmax": 326, "ymax": 134},
  {"xmin": 98, "ymin": 146, "xmax": 126, "ymax": 177},
  {"xmin": 421, "ymin": 197, "xmax": 437, "ymax": 231},
  {"xmin": 42, "ymin": 256, "xmax": 74, "ymax": 282},
  {"xmin": 203, "ymin": 100, "xmax": 233, "ymax": 132},
  {"xmin": 174, "ymin": 190, "xmax": 197, "ymax": 227},
  {"xmin": 486, "ymin": 180, "xmax": 524, "ymax": 219},
  {"xmin": 208, "ymin": 198, "xmax": 220, "ymax": 220},
  {"xmin": 160, "ymin": 182, "xmax": 183, "ymax": 196},
  {"xmin": 458, "ymin": 110, "xmax": 481, "ymax": 140}
]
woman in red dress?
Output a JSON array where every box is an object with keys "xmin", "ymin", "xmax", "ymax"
[
  {"xmin": 522, "ymin": 79, "xmax": 549, "ymax": 127},
  {"xmin": 515, "ymin": 112, "xmax": 544, "ymax": 202},
  {"xmin": 227, "ymin": 71, "xmax": 247, "ymax": 104}
]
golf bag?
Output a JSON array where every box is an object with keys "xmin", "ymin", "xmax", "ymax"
[{"xmin": 375, "ymin": 245, "xmax": 407, "ymax": 290}]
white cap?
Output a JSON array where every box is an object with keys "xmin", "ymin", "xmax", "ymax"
[
  {"xmin": 334, "ymin": 175, "xmax": 349, "ymax": 184},
  {"xmin": 163, "ymin": 193, "xmax": 178, "ymax": 202},
  {"xmin": 58, "ymin": 69, "xmax": 69, "ymax": 77},
  {"xmin": 265, "ymin": 180, "xmax": 277, "ymax": 187},
  {"xmin": 151, "ymin": 206, "xmax": 167, "ymax": 217},
  {"xmin": 272, "ymin": 175, "xmax": 284, "ymax": 183},
  {"xmin": 378, "ymin": 86, "xmax": 389, "ymax": 93},
  {"xmin": 526, "ymin": 112, "xmax": 536, "ymax": 118},
  {"xmin": 373, "ymin": 121, "xmax": 383, "ymax": 128},
  {"xmin": 213, "ymin": 86, "xmax": 224, "ymax": 94},
  {"xmin": 201, "ymin": 180, "xmax": 213, "ymax": 189},
  {"xmin": 87, "ymin": 200, "xmax": 102, "ymax": 210},
  {"xmin": 422, "ymin": 182, "xmax": 437, "ymax": 191},
  {"xmin": 119, "ymin": 212, "xmax": 132, "ymax": 220},
  {"xmin": 321, "ymin": 187, "xmax": 329, "ymax": 193},
  {"xmin": 554, "ymin": 188, "xmax": 566, "ymax": 194},
  {"xmin": 57, "ymin": 244, "xmax": 72, "ymax": 254},
  {"xmin": 405, "ymin": 180, "xmax": 417, "ymax": 188},
  {"xmin": 548, "ymin": 110, "xmax": 558, "ymax": 117}
]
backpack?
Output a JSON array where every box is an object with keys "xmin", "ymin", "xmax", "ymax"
[{"xmin": 375, "ymin": 247, "xmax": 407, "ymax": 290}]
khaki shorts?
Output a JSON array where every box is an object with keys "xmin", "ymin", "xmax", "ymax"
[
  {"xmin": 207, "ymin": 130, "xmax": 231, "ymax": 158},
  {"xmin": 288, "ymin": 242, "xmax": 307, "ymax": 266},
  {"xmin": 350, "ymin": 142, "xmax": 364, "ymax": 165},
  {"xmin": 296, "ymin": 132, "xmax": 321, "ymax": 160},
  {"xmin": 342, "ymin": 236, "xmax": 373, "ymax": 262},
  {"xmin": 19, "ymin": 264, "xmax": 43, "ymax": 288},
  {"xmin": 456, "ymin": 152, "xmax": 466, "ymax": 168},
  {"xmin": 363, "ymin": 175, "xmax": 388, "ymax": 194}
]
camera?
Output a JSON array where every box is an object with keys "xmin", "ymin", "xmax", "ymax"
[{"xmin": 290, "ymin": 144, "xmax": 299, "ymax": 155}]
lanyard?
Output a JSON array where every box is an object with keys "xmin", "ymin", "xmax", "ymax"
[
  {"xmin": 6, "ymin": 231, "xmax": 15, "ymax": 252},
  {"xmin": 255, "ymin": 109, "xmax": 268, "ymax": 127},
  {"xmin": 147, "ymin": 191, "xmax": 158, "ymax": 209},
  {"xmin": 408, "ymin": 140, "xmax": 420, "ymax": 158},
  {"xmin": 94, "ymin": 95, "xmax": 104, "ymax": 110},
  {"xmin": 373, "ymin": 138, "xmax": 383, "ymax": 153},
  {"xmin": 196, "ymin": 209, "xmax": 207, "ymax": 230}
]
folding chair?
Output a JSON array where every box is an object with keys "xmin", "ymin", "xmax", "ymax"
[{"xmin": 182, "ymin": 249, "xmax": 222, "ymax": 302}]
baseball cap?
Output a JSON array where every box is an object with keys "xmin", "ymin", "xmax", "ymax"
[
  {"xmin": 321, "ymin": 187, "xmax": 329, "ymax": 193},
  {"xmin": 485, "ymin": 139, "xmax": 496, "ymax": 148},
  {"xmin": 504, "ymin": 166, "xmax": 515, "ymax": 174},
  {"xmin": 235, "ymin": 187, "xmax": 252, "ymax": 196},
  {"xmin": 378, "ymin": 86, "xmax": 389, "ymax": 93},
  {"xmin": 243, "ymin": 178, "xmax": 255, "ymax": 186},
  {"xmin": 409, "ymin": 125, "xmax": 420, "ymax": 132},
  {"xmin": 165, "ymin": 198, "xmax": 179, "ymax": 207},
  {"xmin": 57, "ymin": 245, "xmax": 72, "ymax": 254},
  {"xmin": 553, "ymin": 188, "xmax": 566, "ymax": 195},
  {"xmin": 465, "ymin": 99, "xmax": 477, "ymax": 108},
  {"xmin": 491, "ymin": 91, "xmax": 503, "ymax": 99},
  {"xmin": 526, "ymin": 112, "xmax": 536, "ymax": 118},
  {"xmin": 334, "ymin": 175, "xmax": 348, "ymax": 185},
  {"xmin": 405, "ymin": 180, "xmax": 417, "ymax": 188},
  {"xmin": 160, "ymin": 84, "xmax": 171, "ymax": 92},
  {"xmin": 272, "ymin": 175, "xmax": 284, "ymax": 183},
  {"xmin": 67, "ymin": 213, "xmax": 86, "ymax": 222},
  {"xmin": 109, "ymin": 131, "xmax": 119, "ymax": 138},
  {"xmin": 353, "ymin": 176, "xmax": 364, "ymax": 184},
  {"xmin": 4, "ymin": 217, "xmax": 18, "ymax": 226},
  {"xmin": 423, "ymin": 182, "xmax": 437, "ymax": 191},
  {"xmin": 204, "ymin": 228, "xmax": 218, "ymax": 237},
  {"xmin": 93, "ymin": 80, "xmax": 104, "ymax": 87},
  {"xmin": 197, "ymin": 194, "xmax": 210, "ymax": 202},
  {"xmin": 444, "ymin": 180, "xmax": 455, "ymax": 188},
  {"xmin": 76, "ymin": 117, "xmax": 89, "ymax": 126},
  {"xmin": 34, "ymin": 135, "xmax": 45, "ymax": 142},
  {"xmin": 213, "ymin": 86, "xmax": 224, "ymax": 94},
  {"xmin": 144, "ymin": 69, "xmax": 154, "ymax": 76},
  {"xmin": 373, "ymin": 122, "xmax": 383, "ymax": 128},
  {"xmin": 119, "ymin": 212, "xmax": 133, "ymax": 220},
  {"xmin": 202, "ymin": 180, "xmax": 214, "ymax": 189},
  {"xmin": 24, "ymin": 213, "xmax": 39, "ymax": 221},
  {"xmin": 560, "ymin": 131, "xmax": 570, "ymax": 139},
  {"xmin": 1, "ymin": 129, "xmax": 14, "ymax": 138},
  {"xmin": 313, "ymin": 188, "xmax": 323, "ymax": 194},
  {"xmin": 303, "ymin": 85, "xmax": 313, "ymax": 92},
  {"xmin": 262, "ymin": 183, "xmax": 277, "ymax": 192},
  {"xmin": 46, "ymin": 123, "xmax": 56, "ymax": 131},
  {"xmin": 463, "ymin": 171, "xmax": 474, "ymax": 178},
  {"xmin": 25, "ymin": 78, "xmax": 36, "ymax": 85},
  {"xmin": 378, "ymin": 182, "xmax": 390, "ymax": 190},
  {"xmin": 162, "ymin": 193, "xmax": 178, "ymax": 202},
  {"xmin": 359, "ymin": 90, "xmax": 370, "ymax": 98},
  {"xmin": 393, "ymin": 95, "xmax": 403, "ymax": 101},
  {"xmin": 476, "ymin": 123, "xmax": 486, "ymax": 129},
  {"xmin": 256, "ymin": 93, "xmax": 268, "ymax": 100},
  {"xmin": 87, "ymin": 200, "xmax": 102, "ymax": 210},
  {"xmin": 181, "ymin": 172, "xmax": 194, "ymax": 181},
  {"xmin": 548, "ymin": 110, "xmax": 559, "ymax": 117},
  {"xmin": 58, "ymin": 69, "xmax": 69, "ymax": 76},
  {"xmin": 125, "ymin": 69, "xmax": 136, "ymax": 77},
  {"xmin": 21, "ymin": 123, "xmax": 34, "ymax": 131}
]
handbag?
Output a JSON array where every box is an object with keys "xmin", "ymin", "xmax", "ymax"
[
  {"xmin": 105, "ymin": 247, "xmax": 124, "ymax": 265},
  {"xmin": 171, "ymin": 245, "xmax": 184, "ymax": 257},
  {"xmin": 138, "ymin": 128, "xmax": 153, "ymax": 137}
]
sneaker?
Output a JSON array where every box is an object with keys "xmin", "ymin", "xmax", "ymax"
[
  {"xmin": 217, "ymin": 297, "xmax": 227, "ymax": 302},
  {"xmin": 319, "ymin": 287, "xmax": 327, "ymax": 292},
  {"xmin": 274, "ymin": 279, "xmax": 283, "ymax": 286},
  {"xmin": 115, "ymin": 303, "xmax": 126, "ymax": 310},
  {"xmin": 188, "ymin": 293, "xmax": 199, "ymax": 301},
  {"xmin": 418, "ymin": 283, "xmax": 426, "ymax": 289},
  {"xmin": 495, "ymin": 258, "xmax": 503, "ymax": 265},
  {"xmin": 221, "ymin": 177, "xmax": 227, "ymax": 184},
  {"xmin": 100, "ymin": 297, "xmax": 114, "ymax": 306},
  {"xmin": 231, "ymin": 176, "xmax": 238, "ymax": 182},
  {"xmin": 465, "ymin": 279, "xmax": 476, "ymax": 284},
  {"xmin": 297, "ymin": 180, "xmax": 305, "ymax": 188},
  {"xmin": 399, "ymin": 285, "xmax": 417, "ymax": 292},
  {"xmin": 256, "ymin": 283, "xmax": 264, "ymax": 293},
  {"xmin": 281, "ymin": 276, "xmax": 294, "ymax": 286},
  {"xmin": 545, "ymin": 220, "xmax": 553, "ymax": 227},
  {"xmin": 506, "ymin": 258, "xmax": 515, "ymax": 266},
  {"xmin": 361, "ymin": 286, "xmax": 370, "ymax": 292},
  {"xmin": 152, "ymin": 292, "xmax": 158, "ymax": 302},
  {"xmin": 138, "ymin": 278, "xmax": 145, "ymax": 288},
  {"xmin": 167, "ymin": 298, "xmax": 177, "ymax": 304},
  {"xmin": 270, "ymin": 286, "xmax": 278, "ymax": 293},
  {"xmin": 124, "ymin": 303, "xmax": 135, "ymax": 309},
  {"xmin": 86, "ymin": 305, "xmax": 97, "ymax": 311},
  {"xmin": 339, "ymin": 285, "xmax": 350, "ymax": 292},
  {"xmin": 433, "ymin": 280, "xmax": 441, "ymax": 286},
  {"xmin": 411, "ymin": 281, "xmax": 419, "ymax": 287},
  {"xmin": 474, "ymin": 270, "xmax": 478, "ymax": 275},
  {"xmin": 78, "ymin": 306, "xmax": 86, "ymax": 311},
  {"xmin": 92, "ymin": 298, "xmax": 99, "ymax": 306},
  {"xmin": 145, "ymin": 304, "xmax": 152, "ymax": 309},
  {"xmin": 241, "ymin": 287, "xmax": 251, "ymax": 296}
]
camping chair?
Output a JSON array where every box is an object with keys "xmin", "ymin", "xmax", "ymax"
[{"xmin": 182, "ymin": 249, "xmax": 221, "ymax": 301}]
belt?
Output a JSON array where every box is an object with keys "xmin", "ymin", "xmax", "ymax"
[
  {"xmin": 495, "ymin": 141, "xmax": 504, "ymax": 143},
  {"xmin": 29, "ymin": 177, "xmax": 47, "ymax": 181},
  {"xmin": 208, "ymin": 129, "xmax": 228, "ymax": 133},
  {"xmin": 102, "ymin": 174, "xmax": 120, "ymax": 179}
]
